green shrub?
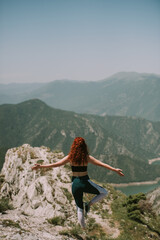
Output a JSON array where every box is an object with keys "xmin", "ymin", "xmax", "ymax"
[
  {"xmin": 62, "ymin": 187, "xmax": 72, "ymax": 203},
  {"xmin": 17, "ymin": 166, "xmax": 24, "ymax": 171},
  {"xmin": 36, "ymin": 160, "xmax": 44, "ymax": 164},
  {"xmin": 69, "ymin": 225, "xmax": 83, "ymax": 237},
  {"xmin": 124, "ymin": 193, "xmax": 147, "ymax": 223},
  {"xmin": 0, "ymin": 197, "xmax": 13, "ymax": 213},
  {"xmin": 48, "ymin": 216, "xmax": 65, "ymax": 226},
  {"xmin": 125, "ymin": 193, "xmax": 146, "ymax": 205},
  {"xmin": 2, "ymin": 219, "xmax": 21, "ymax": 228},
  {"xmin": 127, "ymin": 210, "xmax": 142, "ymax": 223},
  {"xmin": 0, "ymin": 175, "xmax": 5, "ymax": 190},
  {"xmin": 59, "ymin": 225, "xmax": 83, "ymax": 238},
  {"xmin": 30, "ymin": 151, "xmax": 38, "ymax": 159},
  {"xmin": 0, "ymin": 174, "xmax": 5, "ymax": 183},
  {"xmin": 59, "ymin": 229, "xmax": 70, "ymax": 237},
  {"xmin": 87, "ymin": 217, "xmax": 100, "ymax": 231},
  {"xmin": 127, "ymin": 203, "xmax": 139, "ymax": 213}
]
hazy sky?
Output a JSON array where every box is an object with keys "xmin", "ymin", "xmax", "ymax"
[{"xmin": 0, "ymin": 0, "xmax": 160, "ymax": 83}]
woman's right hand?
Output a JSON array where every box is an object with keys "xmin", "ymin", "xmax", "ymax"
[
  {"xmin": 115, "ymin": 168, "xmax": 124, "ymax": 176},
  {"xmin": 32, "ymin": 164, "xmax": 41, "ymax": 171}
]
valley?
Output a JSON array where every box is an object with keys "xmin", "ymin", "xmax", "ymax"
[{"xmin": 0, "ymin": 98, "xmax": 160, "ymax": 184}]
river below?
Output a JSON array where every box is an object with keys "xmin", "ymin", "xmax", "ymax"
[
  {"xmin": 115, "ymin": 159, "xmax": 160, "ymax": 195},
  {"xmin": 115, "ymin": 180, "xmax": 160, "ymax": 196}
]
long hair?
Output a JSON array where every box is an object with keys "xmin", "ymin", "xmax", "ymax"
[{"xmin": 68, "ymin": 137, "xmax": 89, "ymax": 165}]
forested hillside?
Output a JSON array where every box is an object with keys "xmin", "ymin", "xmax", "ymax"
[{"xmin": 0, "ymin": 99, "xmax": 160, "ymax": 183}]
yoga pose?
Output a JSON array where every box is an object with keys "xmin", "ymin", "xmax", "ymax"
[{"xmin": 32, "ymin": 137, "xmax": 124, "ymax": 228}]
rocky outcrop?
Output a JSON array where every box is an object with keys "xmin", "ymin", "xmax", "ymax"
[
  {"xmin": 1, "ymin": 144, "xmax": 72, "ymax": 218},
  {"xmin": 147, "ymin": 187, "xmax": 160, "ymax": 215},
  {"xmin": 0, "ymin": 144, "xmax": 119, "ymax": 240}
]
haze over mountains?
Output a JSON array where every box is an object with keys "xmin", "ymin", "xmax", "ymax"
[
  {"xmin": 0, "ymin": 99, "xmax": 160, "ymax": 183},
  {"xmin": 0, "ymin": 72, "xmax": 160, "ymax": 121}
]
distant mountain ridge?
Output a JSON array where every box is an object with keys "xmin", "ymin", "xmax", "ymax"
[
  {"xmin": 0, "ymin": 72, "xmax": 160, "ymax": 121},
  {"xmin": 0, "ymin": 99, "xmax": 160, "ymax": 183}
]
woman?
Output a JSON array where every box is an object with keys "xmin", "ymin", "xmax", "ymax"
[{"xmin": 32, "ymin": 137, "xmax": 124, "ymax": 228}]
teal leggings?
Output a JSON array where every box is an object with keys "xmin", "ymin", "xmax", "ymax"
[{"xmin": 72, "ymin": 175, "xmax": 107, "ymax": 227}]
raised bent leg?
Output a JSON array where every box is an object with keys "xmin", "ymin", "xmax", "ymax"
[{"xmin": 87, "ymin": 179, "xmax": 108, "ymax": 206}]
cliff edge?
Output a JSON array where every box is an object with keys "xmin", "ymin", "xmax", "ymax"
[{"xmin": 0, "ymin": 144, "xmax": 120, "ymax": 240}]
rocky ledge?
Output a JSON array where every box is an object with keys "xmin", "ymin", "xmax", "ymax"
[{"xmin": 0, "ymin": 144, "xmax": 119, "ymax": 240}]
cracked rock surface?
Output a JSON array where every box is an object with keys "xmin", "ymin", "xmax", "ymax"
[{"xmin": 0, "ymin": 144, "xmax": 120, "ymax": 240}]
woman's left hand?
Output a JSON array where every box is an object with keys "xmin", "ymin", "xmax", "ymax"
[{"xmin": 32, "ymin": 164, "xmax": 41, "ymax": 170}]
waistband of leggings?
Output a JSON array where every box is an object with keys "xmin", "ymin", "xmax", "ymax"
[{"xmin": 72, "ymin": 175, "xmax": 89, "ymax": 181}]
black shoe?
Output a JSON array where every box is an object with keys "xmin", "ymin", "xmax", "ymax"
[{"xmin": 84, "ymin": 202, "xmax": 90, "ymax": 216}]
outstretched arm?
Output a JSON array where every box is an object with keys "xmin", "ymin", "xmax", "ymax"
[
  {"xmin": 32, "ymin": 155, "xmax": 69, "ymax": 170},
  {"xmin": 88, "ymin": 155, "xmax": 124, "ymax": 176}
]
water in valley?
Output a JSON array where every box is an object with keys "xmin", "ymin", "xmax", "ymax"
[{"xmin": 116, "ymin": 180, "xmax": 160, "ymax": 196}]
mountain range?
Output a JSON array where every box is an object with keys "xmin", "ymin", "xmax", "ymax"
[
  {"xmin": 0, "ymin": 99, "xmax": 160, "ymax": 183},
  {"xmin": 0, "ymin": 72, "xmax": 160, "ymax": 121}
]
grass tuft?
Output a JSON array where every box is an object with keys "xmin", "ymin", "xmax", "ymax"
[
  {"xmin": 0, "ymin": 197, "xmax": 13, "ymax": 213},
  {"xmin": 48, "ymin": 216, "xmax": 65, "ymax": 226}
]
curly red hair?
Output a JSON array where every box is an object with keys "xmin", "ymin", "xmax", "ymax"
[{"xmin": 68, "ymin": 137, "xmax": 89, "ymax": 165}]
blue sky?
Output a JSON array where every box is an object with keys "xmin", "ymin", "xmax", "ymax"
[{"xmin": 0, "ymin": 0, "xmax": 160, "ymax": 83}]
